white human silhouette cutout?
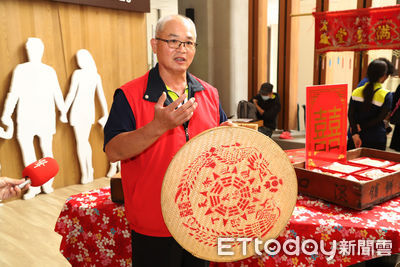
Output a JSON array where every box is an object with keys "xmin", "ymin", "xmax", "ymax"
[
  {"xmin": 65, "ymin": 49, "xmax": 112, "ymax": 184},
  {"xmin": 106, "ymin": 160, "xmax": 121, "ymax": 178},
  {"xmin": 0, "ymin": 124, "xmax": 13, "ymax": 139},
  {"xmin": 1, "ymin": 37, "xmax": 67, "ymax": 199}
]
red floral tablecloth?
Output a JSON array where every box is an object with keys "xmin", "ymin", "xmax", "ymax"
[{"xmin": 55, "ymin": 188, "xmax": 400, "ymax": 267}]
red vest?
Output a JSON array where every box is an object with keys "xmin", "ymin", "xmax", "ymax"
[{"xmin": 120, "ymin": 70, "xmax": 220, "ymax": 236}]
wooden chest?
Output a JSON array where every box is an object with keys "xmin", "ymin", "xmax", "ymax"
[{"xmin": 292, "ymin": 148, "xmax": 400, "ymax": 210}]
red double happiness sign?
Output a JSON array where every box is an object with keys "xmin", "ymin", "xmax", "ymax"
[
  {"xmin": 314, "ymin": 5, "xmax": 400, "ymax": 53},
  {"xmin": 306, "ymin": 84, "xmax": 348, "ymax": 168}
]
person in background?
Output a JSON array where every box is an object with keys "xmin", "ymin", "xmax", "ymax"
[
  {"xmin": 389, "ymin": 84, "xmax": 400, "ymax": 152},
  {"xmin": 347, "ymin": 59, "xmax": 393, "ymax": 150},
  {"xmin": 357, "ymin": 58, "xmax": 394, "ymax": 135},
  {"xmin": 0, "ymin": 177, "xmax": 27, "ymax": 200},
  {"xmin": 104, "ymin": 14, "xmax": 230, "ymax": 267},
  {"xmin": 251, "ymin": 82, "xmax": 281, "ymax": 137},
  {"xmin": 357, "ymin": 57, "xmax": 394, "ymax": 87}
]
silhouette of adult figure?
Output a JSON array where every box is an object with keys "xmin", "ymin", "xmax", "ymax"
[
  {"xmin": 65, "ymin": 49, "xmax": 109, "ymax": 184},
  {"xmin": 0, "ymin": 124, "xmax": 13, "ymax": 139},
  {"xmin": 1, "ymin": 37, "xmax": 67, "ymax": 199}
]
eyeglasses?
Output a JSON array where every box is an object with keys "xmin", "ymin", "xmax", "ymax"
[{"xmin": 156, "ymin": 38, "xmax": 198, "ymax": 50}]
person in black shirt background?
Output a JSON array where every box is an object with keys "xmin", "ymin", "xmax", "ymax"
[{"xmin": 251, "ymin": 82, "xmax": 281, "ymax": 137}]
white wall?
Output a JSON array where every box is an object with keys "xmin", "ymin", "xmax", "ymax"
[
  {"xmin": 295, "ymin": 0, "xmax": 315, "ymax": 130},
  {"xmin": 324, "ymin": 0, "xmax": 358, "ymax": 105},
  {"xmin": 147, "ymin": 0, "xmax": 178, "ymax": 69},
  {"xmin": 224, "ymin": 0, "xmax": 249, "ymax": 117},
  {"xmin": 179, "ymin": 0, "xmax": 248, "ymax": 118},
  {"xmin": 177, "ymin": 0, "xmax": 210, "ymax": 82},
  {"xmin": 268, "ymin": 0, "xmax": 278, "ymax": 90}
]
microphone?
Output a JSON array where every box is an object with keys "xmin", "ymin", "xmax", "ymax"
[{"xmin": 18, "ymin": 157, "xmax": 59, "ymax": 189}]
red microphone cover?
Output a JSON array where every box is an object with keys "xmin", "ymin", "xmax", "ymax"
[{"xmin": 22, "ymin": 157, "xmax": 59, "ymax": 186}]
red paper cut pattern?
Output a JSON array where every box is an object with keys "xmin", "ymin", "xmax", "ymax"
[{"xmin": 174, "ymin": 143, "xmax": 282, "ymax": 248}]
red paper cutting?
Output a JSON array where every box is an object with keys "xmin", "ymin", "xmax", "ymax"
[{"xmin": 306, "ymin": 84, "xmax": 348, "ymax": 168}]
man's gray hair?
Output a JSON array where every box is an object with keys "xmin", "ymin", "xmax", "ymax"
[{"xmin": 155, "ymin": 14, "xmax": 197, "ymax": 39}]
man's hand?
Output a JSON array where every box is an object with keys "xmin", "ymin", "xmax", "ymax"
[
  {"xmin": 153, "ymin": 92, "xmax": 198, "ymax": 133},
  {"xmin": 220, "ymin": 121, "xmax": 235, "ymax": 127},
  {"xmin": 252, "ymin": 99, "xmax": 258, "ymax": 105},
  {"xmin": 105, "ymin": 92, "xmax": 198, "ymax": 162}
]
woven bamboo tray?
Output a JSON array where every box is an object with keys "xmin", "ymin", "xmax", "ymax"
[{"xmin": 161, "ymin": 126, "xmax": 298, "ymax": 262}]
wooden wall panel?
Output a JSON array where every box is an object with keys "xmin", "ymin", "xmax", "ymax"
[
  {"xmin": 0, "ymin": 0, "xmax": 147, "ymax": 189},
  {"xmin": 278, "ymin": 0, "xmax": 292, "ymax": 130},
  {"xmin": 288, "ymin": 0, "xmax": 299, "ymax": 130},
  {"xmin": 313, "ymin": 0, "xmax": 329, "ymax": 85},
  {"xmin": 248, "ymin": 0, "xmax": 268, "ymax": 99}
]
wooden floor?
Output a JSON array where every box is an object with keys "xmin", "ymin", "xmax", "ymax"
[{"xmin": 0, "ymin": 177, "xmax": 110, "ymax": 267}]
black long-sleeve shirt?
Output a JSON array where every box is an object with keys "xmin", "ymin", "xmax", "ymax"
[{"xmin": 251, "ymin": 93, "xmax": 281, "ymax": 129}]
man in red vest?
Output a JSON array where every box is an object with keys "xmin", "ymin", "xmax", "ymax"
[{"xmin": 104, "ymin": 14, "xmax": 230, "ymax": 266}]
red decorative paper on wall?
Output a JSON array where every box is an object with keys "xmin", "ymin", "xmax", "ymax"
[
  {"xmin": 314, "ymin": 5, "xmax": 400, "ymax": 53},
  {"xmin": 306, "ymin": 84, "xmax": 347, "ymax": 168}
]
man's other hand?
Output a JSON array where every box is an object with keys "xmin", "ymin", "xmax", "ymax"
[
  {"xmin": 153, "ymin": 92, "xmax": 198, "ymax": 133},
  {"xmin": 220, "ymin": 121, "xmax": 235, "ymax": 127}
]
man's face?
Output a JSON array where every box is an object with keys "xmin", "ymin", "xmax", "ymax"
[{"xmin": 151, "ymin": 18, "xmax": 196, "ymax": 74}]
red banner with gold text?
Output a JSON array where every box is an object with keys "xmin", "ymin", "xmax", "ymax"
[{"xmin": 314, "ymin": 5, "xmax": 400, "ymax": 53}]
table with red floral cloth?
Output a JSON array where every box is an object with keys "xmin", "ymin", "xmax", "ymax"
[{"xmin": 55, "ymin": 187, "xmax": 400, "ymax": 267}]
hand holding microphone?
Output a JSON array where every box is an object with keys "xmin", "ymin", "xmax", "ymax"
[
  {"xmin": 18, "ymin": 157, "xmax": 59, "ymax": 190},
  {"xmin": 0, "ymin": 177, "xmax": 26, "ymax": 201}
]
